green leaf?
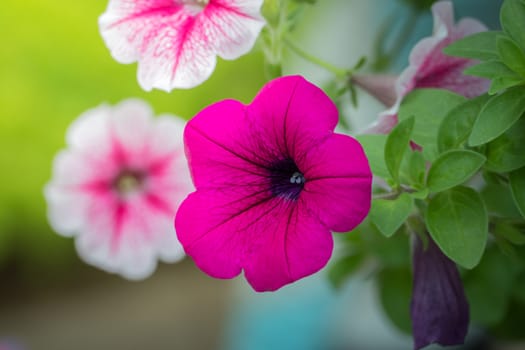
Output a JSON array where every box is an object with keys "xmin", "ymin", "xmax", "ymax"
[
  {"xmin": 443, "ymin": 31, "xmax": 502, "ymax": 61},
  {"xmin": 327, "ymin": 254, "xmax": 363, "ymax": 289},
  {"xmin": 398, "ymin": 89, "xmax": 465, "ymax": 161},
  {"xmin": 261, "ymin": 0, "xmax": 281, "ymax": 25},
  {"xmin": 498, "ymin": 36, "xmax": 525, "ymax": 77},
  {"xmin": 377, "ymin": 267, "xmax": 412, "ymax": 334},
  {"xmin": 438, "ymin": 94, "xmax": 491, "ymax": 153},
  {"xmin": 501, "ymin": 0, "xmax": 525, "ymax": 51},
  {"xmin": 464, "ymin": 247, "xmax": 518, "ymax": 326},
  {"xmin": 401, "ymin": 0, "xmax": 438, "ymax": 12},
  {"xmin": 485, "ymin": 116, "xmax": 525, "ymax": 172},
  {"xmin": 370, "ymin": 193, "xmax": 414, "ymax": 237},
  {"xmin": 481, "ymin": 183, "xmax": 523, "ymax": 218},
  {"xmin": 400, "ymin": 149, "xmax": 426, "ymax": 187},
  {"xmin": 426, "ymin": 186, "xmax": 488, "ymax": 269},
  {"xmin": 411, "ymin": 188, "xmax": 429, "ymax": 199},
  {"xmin": 509, "ymin": 166, "xmax": 525, "ymax": 218},
  {"xmin": 495, "ymin": 235, "xmax": 521, "ymax": 260},
  {"xmin": 355, "ymin": 134, "xmax": 389, "ymax": 178},
  {"xmin": 464, "ymin": 60, "xmax": 518, "ymax": 79},
  {"xmin": 494, "ymin": 222, "xmax": 525, "ymax": 245},
  {"xmin": 488, "ymin": 75, "xmax": 525, "ymax": 94},
  {"xmin": 469, "ymin": 86, "xmax": 525, "ymax": 146},
  {"xmin": 361, "ymin": 224, "xmax": 410, "ymax": 267},
  {"xmin": 490, "ymin": 298, "xmax": 525, "ymax": 339},
  {"xmin": 513, "ymin": 272, "xmax": 525, "ymax": 304},
  {"xmin": 426, "ymin": 150, "xmax": 486, "ymax": 193},
  {"xmin": 384, "ymin": 117, "xmax": 414, "ymax": 183},
  {"xmin": 264, "ymin": 62, "xmax": 283, "ymax": 80}
]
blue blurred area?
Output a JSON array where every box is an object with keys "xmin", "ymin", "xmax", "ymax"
[{"xmin": 223, "ymin": 277, "xmax": 336, "ymax": 350}]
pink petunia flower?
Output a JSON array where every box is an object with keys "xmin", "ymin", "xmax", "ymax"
[
  {"xmin": 175, "ymin": 75, "xmax": 372, "ymax": 292},
  {"xmin": 99, "ymin": 0, "xmax": 265, "ymax": 91},
  {"xmin": 366, "ymin": 0, "xmax": 490, "ymax": 133},
  {"xmin": 45, "ymin": 99, "xmax": 193, "ymax": 280}
]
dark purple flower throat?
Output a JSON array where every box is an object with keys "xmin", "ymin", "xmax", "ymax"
[{"xmin": 269, "ymin": 158, "xmax": 305, "ymax": 201}]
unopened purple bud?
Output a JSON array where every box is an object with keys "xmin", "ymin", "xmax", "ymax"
[{"xmin": 410, "ymin": 235, "xmax": 469, "ymax": 350}]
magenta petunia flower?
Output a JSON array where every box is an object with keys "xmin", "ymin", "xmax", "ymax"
[
  {"xmin": 175, "ymin": 75, "xmax": 372, "ymax": 292},
  {"xmin": 411, "ymin": 235, "xmax": 469, "ymax": 350},
  {"xmin": 99, "ymin": 0, "xmax": 265, "ymax": 91},
  {"xmin": 367, "ymin": 1, "xmax": 489, "ymax": 133},
  {"xmin": 45, "ymin": 99, "xmax": 193, "ymax": 280}
]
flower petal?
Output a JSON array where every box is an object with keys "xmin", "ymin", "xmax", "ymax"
[
  {"xmin": 99, "ymin": 0, "xmax": 184, "ymax": 64},
  {"xmin": 111, "ymin": 99, "xmax": 153, "ymax": 148},
  {"xmin": 185, "ymin": 76, "xmax": 340, "ymax": 190},
  {"xmin": 247, "ymin": 75, "xmax": 339, "ymax": 159},
  {"xmin": 411, "ymin": 236, "xmax": 469, "ymax": 350},
  {"xmin": 175, "ymin": 190, "xmax": 251, "ymax": 279},
  {"xmin": 76, "ymin": 193, "xmax": 180, "ymax": 279},
  {"xmin": 364, "ymin": 113, "xmax": 398, "ymax": 134},
  {"xmin": 243, "ymin": 198, "xmax": 333, "ymax": 292},
  {"xmin": 175, "ymin": 189, "xmax": 333, "ymax": 291},
  {"xmin": 301, "ymin": 134, "xmax": 372, "ymax": 232},
  {"xmin": 136, "ymin": 14, "xmax": 218, "ymax": 91},
  {"xmin": 46, "ymin": 99, "xmax": 191, "ymax": 280},
  {"xmin": 368, "ymin": 0, "xmax": 490, "ymax": 134},
  {"xmin": 185, "ymin": 98, "xmax": 279, "ymax": 195},
  {"xmin": 99, "ymin": 0, "xmax": 264, "ymax": 91},
  {"xmin": 405, "ymin": 1, "xmax": 489, "ymax": 98},
  {"xmin": 178, "ymin": 76, "xmax": 371, "ymax": 290},
  {"xmin": 205, "ymin": 0, "xmax": 265, "ymax": 60},
  {"xmin": 44, "ymin": 185, "xmax": 90, "ymax": 237},
  {"xmin": 66, "ymin": 104, "xmax": 112, "ymax": 153},
  {"xmin": 149, "ymin": 115, "xmax": 186, "ymax": 158}
]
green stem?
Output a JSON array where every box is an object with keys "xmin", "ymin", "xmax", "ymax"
[
  {"xmin": 284, "ymin": 37, "xmax": 350, "ymax": 78},
  {"xmin": 373, "ymin": 191, "xmax": 400, "ymax": 200},
  {"xmin": 337, "ymin": 114, "xmax": 352, "ymax": 133}
]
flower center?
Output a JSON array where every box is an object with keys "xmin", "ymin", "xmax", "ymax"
[
  {"xmin": 113, "ymin": 169, "xmax": 146, "ymax": 196},
  {"xmin": 269, "ymin": 158, "xmax": 305, "ymax": 201},
  {"xmin": 180, "ymin": 0, "xmax": 209, "ymax": 15}
]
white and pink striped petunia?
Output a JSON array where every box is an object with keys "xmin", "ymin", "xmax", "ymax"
[
  {"xmin": 367, "ymin": 1, "xmax": 490, "ymax": 134},
  {"xmin": 44, "ymin": 99, "xmax": 193, "ymax": 280},
  {"xmin": 99, "ymin": 0, "xmax": 266, "ymax": 91}
]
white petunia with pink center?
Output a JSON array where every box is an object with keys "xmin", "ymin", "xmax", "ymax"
[
  {"xmin": 45, "ymin": 99, "xmax": 193, "ymax": 280},
  {"xmin": 99, "ymin": 0, "xmax": 266, "ymax": 91}
]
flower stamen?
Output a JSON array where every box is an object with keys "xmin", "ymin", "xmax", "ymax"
[
  {"xmin": 113, "ymin": 169, "xmax": 146, "ymax": 196},
  {"xmin": 290, "ymin": 171, "xmax": 305, "ymax": 185},
  {"xmin": 269, "ymin": 158, "xmax": 305, "ymax": 201},
  {"xmin": 180, "ymin": 0, "xmax": 209, "ymax": 15}
]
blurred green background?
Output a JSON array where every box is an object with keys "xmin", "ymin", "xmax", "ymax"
[
  {"xmin": 0, "ymin": 2, "xmax": 265, "ymax": 348},
  {"xmin": 0, "ymin": 0, "xmax": 266, "ymax": 277}
]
